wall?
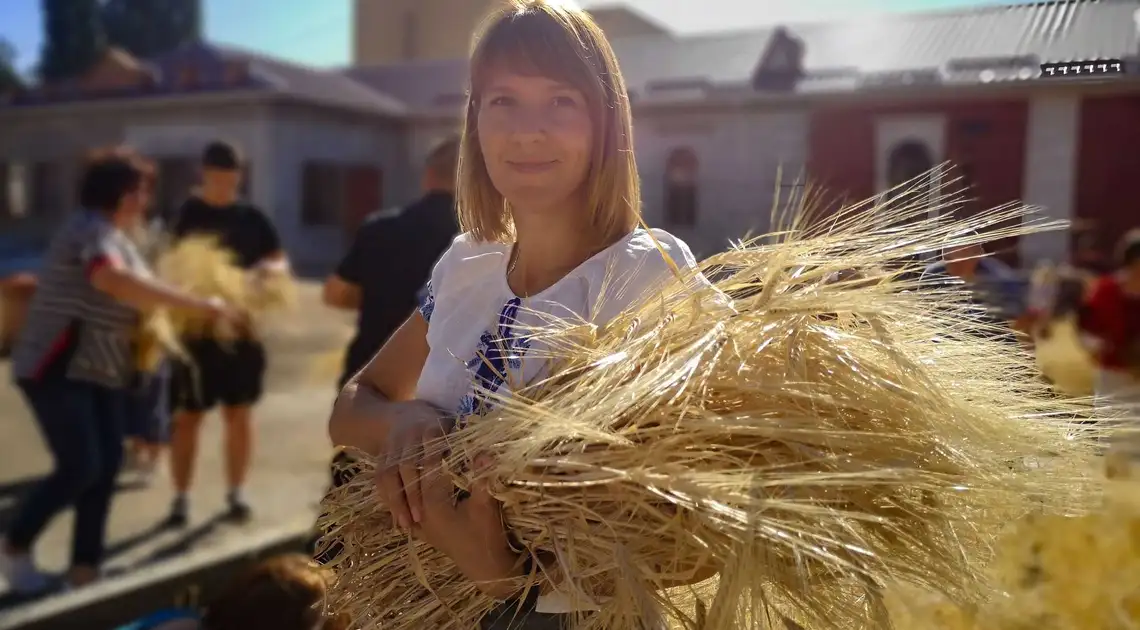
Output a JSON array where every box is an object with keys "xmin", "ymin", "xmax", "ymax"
[
  {"xmin": 808, "ymin": 98, "xmax": 1028, "ymax": 264},
  {"xmin": 354, "ymin": 0, "xmax": 501, "ymax": 65},
  {"xmin": 266, "ymin": 105, "xmax": 406, "ymax": 272},
  {"xmin": 1074, "ymin": 94, "xmax": 1140, "ymax": 255},
  {"xmin": 635, "ymin": 109, "xmax": 809, "ymax": 257}
]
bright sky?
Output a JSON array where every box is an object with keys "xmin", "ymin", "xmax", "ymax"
[{"xmin": 1, "ymin": 0, "xmax": 1015, "ymax": 75}]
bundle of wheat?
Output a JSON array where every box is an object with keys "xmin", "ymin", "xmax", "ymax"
[
  {"xmin": 155, "ymin": 235, "xmax": 297, "ymax": 341},
  {"xmin": 319, "ymin": 176, "xmax": 1105, "ymax": 630},
  {"xmin": 134, "ymin": 307, "xmax": 186, "ymax": 373}
]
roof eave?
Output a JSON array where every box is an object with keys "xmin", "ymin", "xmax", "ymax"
[{"xmin": 0, "ymin": 89, "xmax": 274, "ymax": 119}]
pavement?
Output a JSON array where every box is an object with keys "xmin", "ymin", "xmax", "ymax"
[{"xmin": 0, "ymin": 282, "xmax": 354, "ymax": 611}]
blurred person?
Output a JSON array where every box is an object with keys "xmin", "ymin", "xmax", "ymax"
[
  {"xmin": 1079, "ymin": 230, "xmax": 1140, "ymax": 429},
  {"xmin": 313, "ymin": 137, "xmax": 460, "ymax": 563},
  {"xmin": 0, "ymin": 151, "xmax": 242, "ymax": 593},
  {"xmin": 921, "ymin": 239, "xmax": 1022, "ymax": 333},
  {"xmin": 115, "ymin": 553, "xmax": 349, "ymax": 630},
  {"xmin": 1072, "ymin": 229, "xmax": 1112, "ymax": 276},
  {"xmin": 166, "ymin": 141, "xmax": 289, "ymax": 527}
]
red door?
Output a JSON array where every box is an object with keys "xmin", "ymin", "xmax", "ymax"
[{"xmin": 344, "ymin": 165, "xmax": 383, "ymax": 238}]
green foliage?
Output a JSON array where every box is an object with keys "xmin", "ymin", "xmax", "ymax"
[
  {"xmin": 102, "ymin": 0, "xmax": 203, "ymax": 60},
  {"xmin": 38, "ymin": 0, "xmax": 105, "ymax": 82}
]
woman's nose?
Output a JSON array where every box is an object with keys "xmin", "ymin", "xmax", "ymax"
[{"xmin": 507, "ymin": 107, "xmax": 548, "ymax": 140}]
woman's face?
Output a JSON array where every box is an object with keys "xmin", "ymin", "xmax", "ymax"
[{"xmin": 476, "ymin": 68, "xmax": 594, "ymax": 217}]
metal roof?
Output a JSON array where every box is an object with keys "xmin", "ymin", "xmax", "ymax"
[{"xmin": 346, "ymin": 0, "xmax": 1140, "ymax": 111}]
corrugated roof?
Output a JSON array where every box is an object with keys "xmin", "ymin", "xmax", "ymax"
[{"xmin": 345, "ymin": 0, "xmax": 1139, "ymax": 110}]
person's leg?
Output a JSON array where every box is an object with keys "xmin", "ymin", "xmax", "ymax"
[
  {"xmin": 136, "ymin": 363, "xmax": 173, "ymax": 481},
  {"xmin": 166, "ymin": 342, "xmax": 218, "ymax": 526},
  {"xmin": 67, "ymin": 384, "xmax": 129, "ymax": 588},
  {"xmin": 2, "ymin": 380, "xmax": 102, "ymax": 593},
  {"xmin": 217, "ymin": 339, "xmax": 267, "ymax": 521}
]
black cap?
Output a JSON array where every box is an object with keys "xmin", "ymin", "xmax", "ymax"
[{"xmin": 202, "ymin": 141, "xmax": 241, "ymax": 170}]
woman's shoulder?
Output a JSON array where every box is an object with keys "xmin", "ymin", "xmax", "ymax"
[
  {"xmin": 429, "ymin": 232, "xmax": 510, "ymax": 292},
  {"xmin": 594, "ymin": 228, "xmax": 699, "ymax": 283},
  {"xmin": 578, "ymin": 228, "xmax": 706, "ymax": 324}
]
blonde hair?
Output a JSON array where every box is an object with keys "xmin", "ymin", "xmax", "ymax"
[{"xmin": 456, "ymin": 0, "xmax": 641, "ymax": 244}]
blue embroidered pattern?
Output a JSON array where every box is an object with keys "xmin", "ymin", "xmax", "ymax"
[
  {"xmin": 457, "ymin": 297, "xmax": 531, "ymax": 420},
  {"xmin": 417, "ymin": 280, "xmax": 436, "ymax": 322}
]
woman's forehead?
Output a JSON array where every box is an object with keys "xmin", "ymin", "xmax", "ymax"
[{"xmin": 480, "ymin": 66, "xmax": 576, "ymax": 92}]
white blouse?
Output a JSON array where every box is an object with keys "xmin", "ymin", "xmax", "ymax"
[
  {"xmin": 413, "ymin": 228, "xmax": 707, "ymax": 614},
  {"xmin": 415, "ymin": 228, "xmax": 703, "ymax": 417}
]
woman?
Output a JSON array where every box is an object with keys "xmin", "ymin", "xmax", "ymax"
[
  {"xmin": 328, "ymin": 1, "xmax": 708, "ymax": 626},
  {"xmin": 116, "ymin": 553, "xmax": 349, "ymax": 630},
  {"xmin": 0, "ymin": 150, "xmax": 243, "ymax": 593}
]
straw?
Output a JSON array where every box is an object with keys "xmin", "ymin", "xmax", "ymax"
[
  {"xmin": 319, "ymin": 167, "xmax": 1109, "ymax": 630},
  {"xmin": 155, "ymin": 235, "xmax": 298, "ymax": 342}
]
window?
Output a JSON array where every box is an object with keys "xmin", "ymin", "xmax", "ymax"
[
  {"xmin": 30, "ymin": 161, "xmax": 67, "ymax": 219},
  {"xmin": 885, "ymin": 140, "xmax": 935, "ymax": 204},
  {"xmin": 156, "ymin": 157, "xmax": 197, "ymax": 223},
  {"xmin": 664, "ymin": 148, "xmax": 699, "ymax": 227},
  {"xmin": 177, "ymin": 65, "xmax": 200, "ymax": 90},
  {"xmin": 223, "ymin": 62, "xmax": 247, "ymax": 86},
  {"xmin": 302, "ymin": 162, "xmax": 346, "ymax": 227},
  {"xmin": 0, "ymin": 163, "xmax": 8, "ymax": 218}
]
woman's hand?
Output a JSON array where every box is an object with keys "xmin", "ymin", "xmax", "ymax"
[
  {"xmin": 374, "ymin": 401, "xmax": 455, "ymax": 529},
  {"xmin": 202, "ymin": 296, "xmax": 247, "ymax": 328},
  {"xmin": 414, "ymin": 457, "xmax": 523, "ymax": 599}
]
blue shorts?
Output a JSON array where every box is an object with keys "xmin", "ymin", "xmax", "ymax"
[{"xmin": 126, "ymin": 361, "xmax": 172, "ymax": 444}]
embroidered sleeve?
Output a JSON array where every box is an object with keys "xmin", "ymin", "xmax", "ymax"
[{"xmin": 417, "ymin": 280, "xmax": 436, "ymax": 323}]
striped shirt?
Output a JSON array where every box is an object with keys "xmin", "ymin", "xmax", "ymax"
[{"xmin": 12, "ymin": 210, "xmax": 149, "ymax": 389}]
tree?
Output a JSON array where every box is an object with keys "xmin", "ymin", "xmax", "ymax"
[
  {"xmin": 103, "ymin": 0, "xmax": 202, "ymax": 60},
  {"xmin": 38, "ymin": 0, "xmax": 105, "ymax": 82},
  {"xmin": 0, "ymin": 37, "xmax": 24, "ymax": 95}
]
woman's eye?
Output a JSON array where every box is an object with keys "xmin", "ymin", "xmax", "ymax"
[
  {"xmin": 488, "ymin": 96, "xmax": 513, "ymax": 106},
  {"xmin": 552, "ymin": 96, "xmax": 577, "ymax": 107}
]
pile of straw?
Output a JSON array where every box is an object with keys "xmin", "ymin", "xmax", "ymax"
[
  {"xmin": 888, "ymin": 455, "xmax": 1140, "ymax": 630},
  {"xmin": 155, "ymin": 235, "xmax": 297, "ymax": 341},
  {"xmin": 319, "ymin": 174, "xmax": 1104, "ymax": 630},
  {"xmin": 1028, "ymin": 265, "xmax": 1096, "ymax": 397}
]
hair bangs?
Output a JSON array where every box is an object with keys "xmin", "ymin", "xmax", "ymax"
[{"xmin": 470, "ymin": 7, "xmax": 604, "ymax": 104}]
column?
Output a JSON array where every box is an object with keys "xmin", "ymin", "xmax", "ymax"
[{"xmin": 1020, "ymin": 94, "xmax": 1080, "ymax": 266}]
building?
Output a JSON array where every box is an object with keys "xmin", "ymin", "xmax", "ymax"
[{"xmin": 1, "ymin": 0, "xmax": 1138, "ymax": 271}]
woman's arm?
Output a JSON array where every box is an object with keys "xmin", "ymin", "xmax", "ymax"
[
  {"xmin": 328, "ymin": 312, "xmax": 431, "ymax": 455},
  {"xmin": 89, "ymin": 263, "xmax": 227, "ymax": 318}
]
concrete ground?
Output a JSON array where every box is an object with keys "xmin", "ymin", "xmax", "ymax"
[{"xmin": 0, "ymin": 282, "xmax": 354, "ymax": 603}]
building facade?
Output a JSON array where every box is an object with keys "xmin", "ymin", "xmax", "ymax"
[{"xmin": 1, "ymin": 0, "xmax": 1138, "ymax": 271}]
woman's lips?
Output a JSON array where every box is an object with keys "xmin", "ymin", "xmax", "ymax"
[{"xmin": 507, "ymin": 160, "xmax": 558, "ymax": 173}]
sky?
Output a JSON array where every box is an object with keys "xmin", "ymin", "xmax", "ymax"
[{"xmin": 1, "ymin": 0, "xmax": 1016, "ymax": 75}]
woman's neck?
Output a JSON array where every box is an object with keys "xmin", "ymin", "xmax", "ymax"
[{"xmin": 509, "ymin": 206, "xmax": 602, "ymax": 297}]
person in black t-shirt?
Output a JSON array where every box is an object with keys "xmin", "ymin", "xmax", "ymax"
[
  {"xmin": 323, "ymin": 137, "xmax": 460, "ymax": 388},
  {"xmin": 311, "ymin": 137, "xmax": 458, "ymax": 563},
  {"xmin": 166, "ymin": 141, "xmax": 289, "ymax": 526}
]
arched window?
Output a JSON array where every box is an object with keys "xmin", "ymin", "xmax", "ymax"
[
  {"xmin": 664, "ymin": 147, "xmax": 698, "ymax": 227},
  {"xmin": 886, "ymin": 140, "xmax": 934, "ymax": 193}
]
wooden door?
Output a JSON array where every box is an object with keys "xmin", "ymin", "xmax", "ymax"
[{"xmin": 344, "ymin": 165, "xmax": 383, "ymax": 238}]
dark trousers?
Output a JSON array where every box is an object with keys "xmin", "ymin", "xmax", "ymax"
[{"xmin": 7, "ymin": 378, "xmax": 128, "ymax": 567}]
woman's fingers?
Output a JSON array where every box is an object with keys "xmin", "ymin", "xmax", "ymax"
[
  {"xmin": 397, "ymin": 451, "xmax": 422, "ymax": 527},
  {"xmin": 415, "ymin": 425, "xmax": 449, "ymax": 515},
  {"xmin": 376, "ymin": 444, "xmax": 414, "ymax": 530}
]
